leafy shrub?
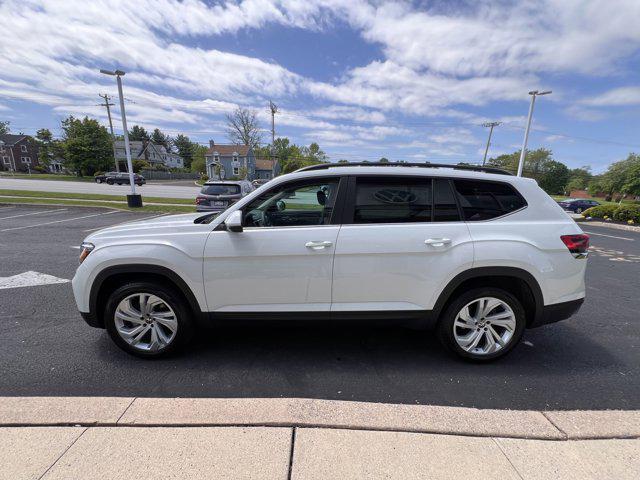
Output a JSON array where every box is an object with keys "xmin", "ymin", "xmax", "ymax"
[
  {"xmin": 200, "ymin": 174, "xmax": 209, "ymax": 182},
  {"xmin": 94, "ymin": 171, "xmax": 104, "ymax": 177},
  {"xmin": 32, "ymin": 165, "xmax": 48, "ymax": 173},
  {"xmin": 582, "ymin": 205, "xmax": 618, "ymax": 219},
  {"xmin": 613, "ymin": 205, "xmax": 640, "ymax": 223}
]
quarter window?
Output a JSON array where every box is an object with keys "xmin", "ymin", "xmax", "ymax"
[
  {"xmin": 353, "ymin": 177, "xmax": 432, "ymax": 224},
  {"xmin": 243, "ymin": 179, "xmax": 339, "ymax": 228},
  {"xmin": 453, "ymin": 180, "xmax": 526, "ymax": 221}
]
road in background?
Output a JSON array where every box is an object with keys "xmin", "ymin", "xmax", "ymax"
[
  {"xmin": 0, "ymin": 178, "xmax": 200, "ymax": 199},
  {"xmin": 1, "ymin": 205, "xmax": 639, "ymax": 410}
]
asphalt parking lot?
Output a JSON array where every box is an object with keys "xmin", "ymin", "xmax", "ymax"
[{"xmin": 1, "ymin": 204, "xmax": 639, "ymax": 410}]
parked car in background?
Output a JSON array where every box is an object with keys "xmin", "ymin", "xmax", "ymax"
[
  {"xmin": 196, "ymin": 180, "xmax": 254, "ymax": 212},
  {"xmin": 557, "ymin": 198, "xmax": 600, "ymax": 214},
  {"xmin": 252, "ymin": 179, "xmax": 270, "ymax": 188},
  {"xmin": 73, "ymin": 163, "xmax": 588, "ymax": 361},
  {"xmin": 95, "ymin": 172, "xmax": 146, "ymax": 186}
]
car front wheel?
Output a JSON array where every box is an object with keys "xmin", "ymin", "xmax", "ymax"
[
  {"xmin": 437, "ymin": 288, "xmax": 525, "ymax": 362},
  {"xmin": 95, "ymin": 178, "xmax": 102, "ymax": 183},
  {"xmin": 104, "ymin": 282, "xmax": 194, "ymax": 358},
  {"xmin": 575, "ymin": 207, "xmax": 583, "ymax": 214}
]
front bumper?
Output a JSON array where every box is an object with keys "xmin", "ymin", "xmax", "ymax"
[{"xmin": 530, "ymin": 298, "xmax": 584, "ymax": 328}]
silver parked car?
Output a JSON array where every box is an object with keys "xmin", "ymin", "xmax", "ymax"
[{"xmin": 196, "ymin": 180, "xmax": 254, "ymax": 212}]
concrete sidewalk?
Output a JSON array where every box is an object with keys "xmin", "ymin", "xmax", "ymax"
[{"xmin": 2, "ymin": 397, "xmax": 639, "ymax": 479}]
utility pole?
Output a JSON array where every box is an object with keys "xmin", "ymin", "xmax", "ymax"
[
  {"xmin": 481, "ymin": 121, "xmax": 501, "ymax": 166},
  {"xmin": 98, "ymin": 93, "xmax": 120, "ymax": 172},
  {"xmin": 517, "ymin": 90, "xmax": 552, "ymax": 176},
  {"xmin": 269, "ymin": 100, "xmax": 278, "ymax": 177}
]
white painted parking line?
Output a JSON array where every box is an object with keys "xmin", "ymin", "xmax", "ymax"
[
  {"xmin": 0, "ymin": 211, "xmax": 117, "ymax": 232},
  {"xmin": 0, "ymin": 208, "xmax": 68, "ymax": 221},
  {"xmin": 583, "ymin": 231, "xmax": 634, "ymax": 241},
  {"xmin": 0, "ymin": 271, "xmax": 70, "ymax": 290},
  {"xmin": 83, "ymin": 213, "xmax": 168, "ymax": 232}
]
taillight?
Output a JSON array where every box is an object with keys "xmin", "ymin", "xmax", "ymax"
[
  {"xmin": 561, "ymin": 234, "xmax": 589, "ymax": 256},
  {"xmin": 196, "ymin": 196, "xmax": 206, "ymax": 205}
]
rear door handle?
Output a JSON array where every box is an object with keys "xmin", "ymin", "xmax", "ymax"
[
  {"xmin": 305, "ymin": 240, "xmax": 333, "ymax": 250},
  {"xmin": 425, "ymin": 238, "xmax": 451, "ymax": 247}
]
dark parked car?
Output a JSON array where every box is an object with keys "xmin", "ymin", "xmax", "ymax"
[
  {"xmin": 557, "ymin": 198, "xmax": 600, "ymax": 214},
  {"xmin": 196, "ymin": 180, "xmax": 254, "ymax": 212},
  {"xmin": 95, "ymin": 172, "xmax": 145, "ymax": 186}
]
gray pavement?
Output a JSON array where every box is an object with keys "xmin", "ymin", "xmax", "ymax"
[
  {"xmin": 1, "ymin": 204, "xmax": 639, "ymax": 410},
  {"xmin": 0, "ymin": 177, "xmax": 200, "ymax": 198}
]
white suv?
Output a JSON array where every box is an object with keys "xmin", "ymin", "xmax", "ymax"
[{"xmin": 72, "ymin": 164, "xmax": 589, "ymax": 361}]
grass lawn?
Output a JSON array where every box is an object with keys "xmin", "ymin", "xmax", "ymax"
[
  {"xmin": 0, "ymin": 189, "xmax": 193, "ymax": 205},
  {"xmin": 0, "ymin": 196, "xmax": 196, "ymax": 214},
  {"xmin": 0, "ymin": 173, "xmax": 96, "ymax": 182}
]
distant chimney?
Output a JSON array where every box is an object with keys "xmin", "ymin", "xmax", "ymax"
[{"xmin": 209, "ymin": 140, "xmax": 215, "ymax": 148}]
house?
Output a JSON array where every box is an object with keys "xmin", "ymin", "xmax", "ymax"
[
  {"xmin": 204, "ymin": 140, "xmax": 256, "ymax": 180},
  {"xmin": 114, "ymin": 140, "xmax": 184, "ymax": 169},
  {"xmin": 0, "ymin": 134, "xmax": 40, "ymax": 172},
  {"xmin": 254, "ymin": 157, "xmax": 279, "ymax": 179}
]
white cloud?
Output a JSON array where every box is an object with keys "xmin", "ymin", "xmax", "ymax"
[{"xmin": 581, "ymin": 86, "xmax": 640, "ymax": 107}]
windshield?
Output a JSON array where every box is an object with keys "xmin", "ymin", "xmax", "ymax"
[{"xmin": 201, "ymin": 184, "xmax": 241, "ymax": 195}]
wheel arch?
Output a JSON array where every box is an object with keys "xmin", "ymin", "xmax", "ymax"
[
  {"xmin": 89, "ymin": 264, "xmax": 205, "ymax": 328},
  {"xmin": 431, "ymin": 267, "xmax": 544, "ymax": 328}
]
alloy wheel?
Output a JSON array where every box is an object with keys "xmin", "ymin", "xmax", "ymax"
[
  {"xmin": 114, "ymin": 293, "xmax": 178, "ymax": 352},
  {"xmin": 452, "ymin": 297, "xmax": 516, "ymax": 356}
]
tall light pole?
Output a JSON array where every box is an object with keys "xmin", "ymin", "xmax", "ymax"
[
  {"xmin": 481, "ymin": 121, "xmax": 501, "ymax": 166},
  {"xmin": 99, "ymin": 69, "xmax": 142, "ymax": 207},
  {"xmin": 269, "ymin": 100, "xmax": 278, "ymax": 178},
  {"xmin": 517, "ymin": 90, "xmax": 552, "ymax": 176}
]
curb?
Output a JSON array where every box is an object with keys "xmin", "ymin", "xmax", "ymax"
[{"xmin": 1, "ymin": 397, "xmax": 639, "ymax": 441}]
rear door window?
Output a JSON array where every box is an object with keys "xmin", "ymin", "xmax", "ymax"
[
  {"xmin": 453, "ymin": 180, "xmax": 526, "ymax": 221},
  {"xmin": 352, "ymin": 177, "xmax": 432, "ymax": 224},
  {"xmin": 433, "ymin": 179, "xmax": 461, "ymax": 222}
]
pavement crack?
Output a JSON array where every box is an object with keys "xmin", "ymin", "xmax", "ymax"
[
  {"xmin": 541, "ymin": 411, "xmax": 568, "ymax": 439},
  {"xmin": 37, "ymin": 426, "xmax": 88, "ymax": 480},
  {"xmin": 287, "ymin": 427, "xmax": 297, "ymax": 480},
  {"xmin": 116, "ymin": 397, "xmax": 137, "ymax": 424},
  {"xmin": 492, "ymin": 437, "xmax": 525, "ymax": 480}
]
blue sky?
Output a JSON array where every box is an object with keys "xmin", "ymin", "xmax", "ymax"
[{"xmin": 1, "ymin": 0, "xmax": 640, "ymax": 172}]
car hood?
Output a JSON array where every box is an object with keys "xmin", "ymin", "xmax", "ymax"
[{"xmin": 85, "ymin": 212, "xmax": 211, "ymax": 241}]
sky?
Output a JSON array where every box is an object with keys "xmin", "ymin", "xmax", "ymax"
[{"xmin": 1, "ymin": 0, "xmax": 639, "ymax": 172}]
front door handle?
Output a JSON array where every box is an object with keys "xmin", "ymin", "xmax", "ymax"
[
  {"xmin": 305, "ymin": 240, "xmax": 333, "ymax": 250},
  {"xmin": 425, "ymin": 238, "xmax": 452, "ymax": 247}
]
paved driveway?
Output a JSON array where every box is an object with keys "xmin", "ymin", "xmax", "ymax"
[
  {"xmin": 0, "ymin": 177, "xmax": 200, "ymax": 199},
  {"xmin": 0, "ymin": 205, "xmax": 639, "ymax": 410}
]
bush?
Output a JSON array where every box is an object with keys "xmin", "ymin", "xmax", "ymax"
[
  {"xmin": 200, "ymin": 174, "xmax": 209, "ymax": 182},
  {"xmin": 613, "ymin": 205, "xmax": 640, "ymax": 223},
  {"xmin": 582, "ymin": 205, "xmax": 617, "ymax": 219},
  {"xmin": 94, "ymin": 171, "xmax": 104, "ymax": 177},
  {"xmin": 32, "ymin": 165, "xmax": 48, "ymax": 173}
]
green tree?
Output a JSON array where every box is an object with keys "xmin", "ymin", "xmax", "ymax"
[
  {"xmin": 566, "ymin": 166, "xmax": 592, "ymax": 192},
  {"xmin": 60, "ymin": 116, "xmax": 113, "ymax": 176},
  {"xmin": 131, "ymin": 159, "xmax": 151, "ymax": 173},
  {"xmin": 190, "ymin": 144, "xmax": 208, "ymax": 173},
  {"xmin": 0, "ymin": 121, "xmax": 9, "ymax": 134},
  {"xmin": 35, "ymin": 128, "xmax": 54, "ymax": 168},
  {"xmin": 596, "ymin": 153, "xmax": 640, "ymax": 200},
  {"xmin": 128, "ymin": 125, "xmax": 150, "ymax": 141},
  {"xmin": 379, "ymin": 157, "xmax": 389, "ymax": 163},
  {"xmin": 173, "ymin": 134, "xmax": 196, "ymax": 169},
  {"xmin": 151, "ymin": 128, "xmax": 170, "ymax": 150},
  {"xmin": 539, "ymin": 160, "xmax": 570, "ymax": 195}
]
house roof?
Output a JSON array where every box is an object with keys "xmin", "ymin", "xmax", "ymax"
[
  {"xmin": 0, "ymin": 134, "xmax": 28, "ymax": 145},
  {"xmin": 206, "ymin": 144, "xmax": 250, "ymax": 156},
  {"xmin": 255, "ymin": 157, "xmax": 275, "ymax": 170}
]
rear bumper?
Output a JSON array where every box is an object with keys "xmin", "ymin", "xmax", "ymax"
[{"xmin": 530, "ymin": 298, "xmax": 584, "ymax": 328}]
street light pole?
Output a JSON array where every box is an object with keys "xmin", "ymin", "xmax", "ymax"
[
  {"xmin": 481, "ymin": 121, "xmax": 501, "ymax": 166},
  {"xmin": 517, "ymin": 90, "xmax": 551, "ymax": 177},
  {"xmin": 100, "ymin": 69, "xmax": 142, "ymax": 207}
]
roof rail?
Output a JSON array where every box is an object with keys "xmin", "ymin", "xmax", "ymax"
[{"xmin": 294, "ymin": 162, "xmax": 513, "ymax": 176}]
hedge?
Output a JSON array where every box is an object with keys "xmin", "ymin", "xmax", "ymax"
[{"xmin": 583, "ymin": 204, "xmax": 640, "ymax": 223}]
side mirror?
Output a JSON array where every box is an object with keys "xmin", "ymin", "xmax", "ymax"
[{"xmin": 224, "ymin": 210, "xmax": 243, "ymax": 232}]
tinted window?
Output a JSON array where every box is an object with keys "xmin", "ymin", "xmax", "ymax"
[
  {"xmin": 202, "ymin": 184, "xmax": 241, "ymax": 195},
  {"xmin": 353, "ymin": 177, "xmax": 432, "ymax": 224},
  {"xmin": 454, "ymin": 180, "xmax": 526, "ymax": 221},
  {"xmin": 433, "ymin": 179, "xmax": 460, "ymax": 222},
  {"xmin": 243, "ymin": 179, "xmax": 339, "ymax": 227}
]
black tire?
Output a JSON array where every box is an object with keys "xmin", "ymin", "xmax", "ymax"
[
  {"xmin": 117, "ymin": 182, "xmax": 122, "ymax": 185},
  {"xmin": 106, "ymin": 179, "xmax": 114, "ymax": 185},
  {"xmin": 95, "ymin": 178, "xmax": 102, "ymax": 184},
  {"xmin": 575, "ymin": 207, "xmax": 583, "ymax": 214},
  {"xmin": 437, "ymin": 287, "xmax": 526, "ymax": 362},
  {"xmin": 104, "ymin": 282, "xmax": 194, "ymax": 359}
]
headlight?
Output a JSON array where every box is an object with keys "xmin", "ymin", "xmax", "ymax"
[{"xmin": 79, "ymin": 242, "xmax": 95, "ymax": 264}]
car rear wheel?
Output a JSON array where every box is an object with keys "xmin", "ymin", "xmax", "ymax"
[
  {"xmin": 104, "ymin": 282, "xmax": 194, "ymax": 358},
  {"xmin": 437, "ymin": 288, "xmax": 525, "ymax": 362},
  {"xmin": 575, "ymin": 207, "xmax": 583, "ymax": 214},
  {"xmin": 106, "ymin": 179, "xmax": 114, "ymax": 185},
  {"xmin": 95, "ymin": 178, "xmax": 102, "ymax": 183}
]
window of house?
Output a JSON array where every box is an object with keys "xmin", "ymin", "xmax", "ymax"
[
  {"xmin": 2, "ymin": 156, "xmax": 10, "ymax": 165},
  {"xmin": 214, "ymin": 154, "xmax": 219, "ymax": 163},
  {"xmin": 233, "ymin": 166, "xmax": 239, "ymax": 175},
  {"xmin": 433, "ymin": 179, "xmax": 461, "ymax": 222},
  {"xmin": 21, "ymin": 145, "xmax": 28, "ymax": 152},
  {"xmin": 352, "ymin": 177, "xmax": 432, "ymax": 224},
  {"xmin": 243, "ymin": 178, "xmax": 340, "ymax": 228},
  {"xmin": 21, "ymin": 157, "xmax": 31, "ymax": 164},
  {"xmin": 453, "ymin": 179, "xmax": 526, "ymax": 221}
]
